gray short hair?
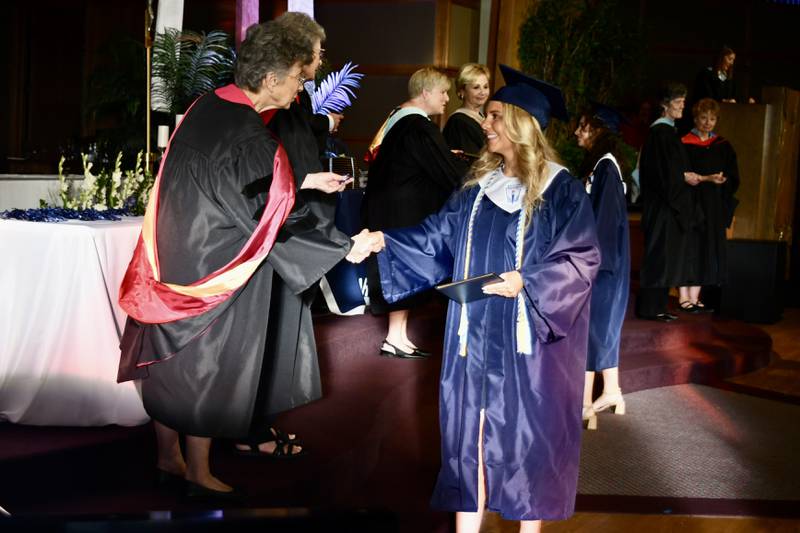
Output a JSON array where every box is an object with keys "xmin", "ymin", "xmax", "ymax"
[
  {"xmin": 273, "ymin": 11, "xmax": 325, "ymax": 66},
  {"xmin": 234, "ymin": 21, "xmax": 307, "ymax": 92}
]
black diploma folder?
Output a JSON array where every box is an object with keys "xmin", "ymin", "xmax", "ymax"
[{"xmin": 435, "ymin": 273, "xmax": 504, "ymax": 303}]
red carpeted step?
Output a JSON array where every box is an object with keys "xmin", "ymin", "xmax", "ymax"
[{"xmin": 619, "ymin": 317, "xmax": 772, "ymax": 393}]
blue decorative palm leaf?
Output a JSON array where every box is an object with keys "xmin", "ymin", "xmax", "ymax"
[{"xmin": 311, "ymin": 62, "xmax": 364, "ymax": 115}]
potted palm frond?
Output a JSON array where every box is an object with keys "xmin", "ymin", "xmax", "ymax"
[{"xmin": 151, "ymin": 28, "xmax": 236, "ymax": 116}]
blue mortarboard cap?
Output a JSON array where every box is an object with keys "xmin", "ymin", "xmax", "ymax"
[
  {"xmin": 589, "ymin": 102, "xmax": 628, "ymax": 134},
  {"xmin": 491, "ymin": 64, "xmax": 568, "ymax": 130}
]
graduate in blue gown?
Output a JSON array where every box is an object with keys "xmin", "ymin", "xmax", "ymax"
[
  {"xmin": 574, "ymin": 104, "xmax": 631, "ymax": 429},
  {"xmin": 363, "ymin": 66, "xmax": 600, "ymax": 531}
]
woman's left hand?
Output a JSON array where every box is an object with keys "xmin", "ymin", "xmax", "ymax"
[{"xmin": 482, "ymin": 270, "xmax": 524, "ymax": 298}]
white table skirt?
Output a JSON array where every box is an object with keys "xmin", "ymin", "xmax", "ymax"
[{"xmin": 0, "ymin": 217, "xmax": 149, "ymax": 426}]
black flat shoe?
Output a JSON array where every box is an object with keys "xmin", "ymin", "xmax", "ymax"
[
  {"xmin": 155, "ymin": 468, "xmax": 185, "ymax": 489},
  {"xmin": 411, "ymin": 347, "xmax": 432, "ymax": 358},
  {"xmin": 380, "ymin": 340, "xmax": 427, "ymax": 359},
  {"xmin": 639, "ymin": 313, "xmax": 677, "ymax": 323},
  {"xmin": 185, "ymin": 481, "xmax": 245, "ymax": 503}
]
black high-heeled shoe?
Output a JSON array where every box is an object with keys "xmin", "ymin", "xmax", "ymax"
[{"xmin": 380, "ymin": 340, "xmax": 427, "ymax": 359}]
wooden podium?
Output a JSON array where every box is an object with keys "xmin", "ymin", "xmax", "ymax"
[
  {"xmin": 716, "ymin": 87, "xmax": 799, "ymax": 242},
  {"xmin": 715, "ymin": 86, "xmax": 799, "ymax": 318}
]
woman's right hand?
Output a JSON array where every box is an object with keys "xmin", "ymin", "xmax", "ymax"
[
  {"xmin": 684, "ymin": 172, "xmax": 702, "ymax": 186},
  {"xmin": 301, "ymin": 172, "xmax": 353, "ymax": 193}
]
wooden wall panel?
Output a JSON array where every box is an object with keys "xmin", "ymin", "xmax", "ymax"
[
  {"xmin": 315, "ymin": 0, "xmax": 439, "ymax": 166},
  {"xmin": 716, "ymin": 103, "xmax": 769, "ymax": 240}
]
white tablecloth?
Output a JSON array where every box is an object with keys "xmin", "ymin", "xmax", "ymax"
[{"xmin": 0, "ymin": 217, "xmax": 149, "ymax": 426}]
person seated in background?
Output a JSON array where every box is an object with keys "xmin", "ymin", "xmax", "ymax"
[
  {"xmin": 362, "ymin": 67, "xmax": 468, "ymax": 359},
  {"xmin": 361, "ymin": 65, "xmax": 599, "ymax": 533},
  {"xmin": 442, "ymin": 63, "xmax": 491, "ymax": 158},
  {"xmin": 679, "ymin": 97, "xmax": 740, "ymax": 313},
  {"xmin": 574, "ymin": 103, "xmax": 631, "ymax": 429}
]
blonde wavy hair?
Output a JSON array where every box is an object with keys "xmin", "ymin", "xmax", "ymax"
[{"xmin": 465, "ymin": 102, "xmax": 560, "ymax": 218}]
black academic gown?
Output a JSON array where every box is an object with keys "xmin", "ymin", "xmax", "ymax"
[
  {"xmin": 693, "ymin": 67, "xmax": 735, "ymax": 102},
  {"xmin": 638, "ymin": 120, "xmax": 698, "ymax": 289},
  {"xmin": 265, "ymin": 93, "xmax": 352, "ymax": 406},
  {"xmin": 118, "ymin": 90, "xmax": 347, "ymax": 439},
  {"xmin": 363, "ymin": 112, "xmax": 468, "ymax": 313},
  {"xmin": 443, "ymin": 111, "xmax": 485, "ymax": 155},
  {"xmin": 297, "ymin": 88, "xmax": 330, "ymax": 156},
  {"xmin": 681, "ymin": 132, "xmax": 740, "ymax": 286}
]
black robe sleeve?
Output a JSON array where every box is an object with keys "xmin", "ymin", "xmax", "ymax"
[
  {"xmin": 720, "ymin": 139, "xmax": 740, "ymax": 227},
  {"xmin": 442, "ymin": 113, "xmax": 485, "ymax": 155},
  {"xmin": 298, "ymin": 89, "xmax": 330, "ymax": 155},
  {"xmin": 264, "ymin": 95, "xmax": 351, "ymax": 295},
  {"xmin": 640, "ymin": 124, "xmax": 694, "ymax": 230},
  {"xmin": 413, "ymin": 118, "xmax": 470, "ymax": 193},
  {"xmin": 364, "ymin": 115, "xmax": 469, "ymax": 231}
]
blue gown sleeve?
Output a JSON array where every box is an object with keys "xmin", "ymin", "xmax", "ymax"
[
  {"xmin": 521, "ymin": 176, "xmax": 601, "ymax": 343},
  {"xmin": 590, "ymin": 160, "xmax": 627, "ymax": 274},
  {"xmin": 377, "ymin": 189, "xmax": 468, "ymax": 303}
]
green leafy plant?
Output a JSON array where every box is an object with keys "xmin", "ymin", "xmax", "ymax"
[
  {"xmin": 81, "ymin": 36, "xmax": 147, "ymax": 171},
  {"xmin": 518, "ymin": 0, "xmax": 643, "ymax": 173},
  {"xmin": 56, "ymin": 152, "xmax": 153, "ymax": 214},
  {"xmin": 152, "ymin": 28, "xmax": 236, "ymax": 115}
]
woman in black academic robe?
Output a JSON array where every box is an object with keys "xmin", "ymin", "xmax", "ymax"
[
  {"xmin": 693, "ymin": 46, "xmax": 738, "ymax": 103},
  {"xmin": 363, "ymin": 67, "xmax": 468, "ymax": 358},
  {"xmin": 250, "ymin": 19, "xmax": 353, "ymax": 456},
  {"xmin": 117, "ymin": 21, "xmax": 361, "ymax": 498},
  {"xmin": 636, "ymin": 82, "xmax": 694, "ymax": 321},
  {"xmin": 680, "ymin": 98, "xmax": 739, "ymax": 308},
  {"xmin": 442, "ymin": 63, "xmax": 491, "ymax": 157}
]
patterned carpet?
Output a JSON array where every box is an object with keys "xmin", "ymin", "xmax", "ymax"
[{"xmin": 578, "ymin": 384, "xmax": 800, "ymax": 500}]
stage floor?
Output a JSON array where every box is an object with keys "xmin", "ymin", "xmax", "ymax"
[{"xmin": 0, "ymin": 297, "xmax": 785, "ymax": 530}]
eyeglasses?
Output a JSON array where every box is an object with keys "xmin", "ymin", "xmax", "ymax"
[
  {"xmin": 292, "ymin": 73, "xmax": 306, "ymax": 86},
  {"xmin": 315, "ymin": 48, "xmax": 325, "ymax": 60}
]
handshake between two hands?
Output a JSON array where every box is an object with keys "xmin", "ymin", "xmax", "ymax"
[
  {"xmin": 684, "ymin": 171, "xmax": 726, "ymax": 186},
  {"xmin": 346, "ymin": 229, "xmax": 385, "ymax": 263}
]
